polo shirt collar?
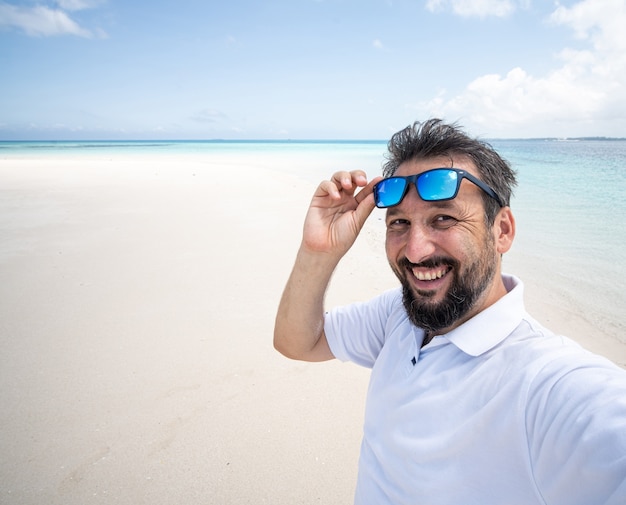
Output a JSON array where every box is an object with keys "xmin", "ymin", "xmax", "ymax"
[{"xmin": 440, "ymin": 274, "xmax": 526, "ymax": 357}]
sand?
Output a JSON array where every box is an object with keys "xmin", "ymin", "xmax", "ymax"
[{"xmin": 1, "ymin": 152, "xmax": 624, "ymax": 504}]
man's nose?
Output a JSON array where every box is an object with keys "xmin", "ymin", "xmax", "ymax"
[{"xmin": 404, "ymin": 222, "xmax": 436, "ymax": 264}]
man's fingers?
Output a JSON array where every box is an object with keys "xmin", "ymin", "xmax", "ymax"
[
  {"xmin": 317, "ymin": 179, "xmax": 342, "ymax": 200},
  {"xmin": 352, "ymin": 177, "xmax": 383, "ymax": 228},
  {"xmin": 329, "ymin": 170, "xmax": 368, "ymax": 195},
  {"xmin": 314, "ymin": 172, "xmax": 379, "ymax": 217},
  {"xmin": 354, "ymin": 176, "xmax": 382, "ymax": 205}
]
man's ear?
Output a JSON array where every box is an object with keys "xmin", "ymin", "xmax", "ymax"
[{"xmin": 494, "ymin": 207, "xmax": 515, "ymax": 254}]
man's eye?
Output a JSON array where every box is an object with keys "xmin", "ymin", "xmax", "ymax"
[
  {"xmin": 387, "ymin": 218, "xmax": 409, "ymax": 229},
  {"xmin": 433, "ymin": 215, "xmax": 457, "ymax": 228}
]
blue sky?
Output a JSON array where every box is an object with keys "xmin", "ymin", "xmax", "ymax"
[{"xmin": 1, "ymin": 0, "xmax": 625, "ymax": 139}]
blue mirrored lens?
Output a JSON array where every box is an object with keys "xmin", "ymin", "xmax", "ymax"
[
  {"xmin": 375, "ymin": 177, "xmax": 408, "ymax": 208},
  {"xmin": 417, "ymin": 169, "xmax": 459, "ymax": 201}
]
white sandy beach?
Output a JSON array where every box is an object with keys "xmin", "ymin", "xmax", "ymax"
[{"xmin": 1, "ymin": 152, "xmax": 624, "ymax": 504}]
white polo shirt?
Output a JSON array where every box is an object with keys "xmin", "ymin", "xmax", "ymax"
[{"xmin": 325, "ymin": 275, "xmax": 626, "ymax": 505}]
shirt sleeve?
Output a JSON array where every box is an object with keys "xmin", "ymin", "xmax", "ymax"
[
  {"xmin": 324, "ymin": 288, "xmax": 403, "ymax": 368},
  {"xmin": 526, "ymin": 348, "xmax": 626, "ymax": 505}
]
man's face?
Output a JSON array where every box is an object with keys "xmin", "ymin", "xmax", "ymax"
[{"xmin": 384, "ymin": 156, "xmax": 502, "ymax": 335}]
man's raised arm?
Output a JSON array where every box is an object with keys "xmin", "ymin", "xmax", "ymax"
[{"xmin": 273, "ymin": 170, "xmax": 380, "ymax": 362}]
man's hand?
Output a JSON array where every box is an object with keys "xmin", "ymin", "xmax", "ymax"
[{"xmin": 302, "ymin": 170, "xmax": 381, "ymax": 258}]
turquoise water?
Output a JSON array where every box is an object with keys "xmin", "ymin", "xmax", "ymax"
[
  {"xmin": 1, "ymin": 139, "xmax": 625, "ymax": 341},
  {"xmin": 0, "ymin": 139, "xmax": 386, "ymax": 157},
  {"xmin": 493, "ymin": 139, "xmax": 626, "ymax": 341}
]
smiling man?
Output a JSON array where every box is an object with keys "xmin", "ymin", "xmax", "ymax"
[
  {"xmin": 381, "ymin": 156, "xmax": 513, "ymax": 345},
  {"xmin": 273, "ymin": 119, "xmax": 626, "ymax": 505}
]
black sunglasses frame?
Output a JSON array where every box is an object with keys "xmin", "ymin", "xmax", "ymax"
[{"xmin": 374, "ymin": 168, "xmax": 504, "ymax": 209}]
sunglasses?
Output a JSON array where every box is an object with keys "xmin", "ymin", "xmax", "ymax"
[{"xmin": 373, "ymin": 168, "xmax": 503, "ymax": 209}]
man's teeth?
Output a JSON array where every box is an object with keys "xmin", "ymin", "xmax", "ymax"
[{"xmin": 413, "ymin": 267, "xmax": 448, "ymax": 281}]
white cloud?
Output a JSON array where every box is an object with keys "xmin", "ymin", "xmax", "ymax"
[
  {"xmin": 419, "ymin": 0, "xmax": 626, "ymax": 136},
  {"xmin": 373, "ymin": 39, "xmax": 384, "ymax": 49},
  {"xmin": 425, "ymin": 0, "xmax": 519, "ymax": 18},
  {"xmin": 550, "ymin": 0, "xmax": 626, "ymax": 52},
  {"xmin": 0, "ymin": 1, "xmax": 103, "ymax": 37}
]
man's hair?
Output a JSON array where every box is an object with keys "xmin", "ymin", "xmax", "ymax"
[{"xmin": 383, "ymin": 119, "xmax": 517, "ymax": 225}]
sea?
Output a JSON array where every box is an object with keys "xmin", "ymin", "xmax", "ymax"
[{"xmin": 1, "ymin": 138, "xmax": 625, "ymax": 343}]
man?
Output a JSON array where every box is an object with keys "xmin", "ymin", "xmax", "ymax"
[{"xmin": 274, "ymin": 119, "xmax": 626, "ymax": 505}]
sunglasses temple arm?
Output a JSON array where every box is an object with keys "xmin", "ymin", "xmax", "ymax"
[{"xmin": 469, "ymin": 176, "xmax": 504, "ymax": 207}]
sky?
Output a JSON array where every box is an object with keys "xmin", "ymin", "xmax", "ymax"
[{"xmin": 1, "ymin": 0, "xmax": 625, "ymax": 140}]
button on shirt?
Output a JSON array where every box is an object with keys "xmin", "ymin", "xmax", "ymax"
[{"xmin": 324, "ymin": 275, "xmax": 626, "ymax": 505}]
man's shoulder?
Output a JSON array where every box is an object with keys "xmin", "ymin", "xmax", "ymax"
[{"xmin": 503, "ymin": 316, "xmax": 625, "ymax": 381}]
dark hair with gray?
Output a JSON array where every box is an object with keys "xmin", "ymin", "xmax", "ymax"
[{"xmin": 383, "ymin": 119, "xmax": 517, "ymax": 225}]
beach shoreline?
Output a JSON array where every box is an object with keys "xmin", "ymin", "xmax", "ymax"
[{"xmin": 1, "ymin": 152, "xmax": 624, "ymax": 504}]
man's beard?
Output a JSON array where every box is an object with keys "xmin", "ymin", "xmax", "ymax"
[{"xmin": 392, "ymin": 239, "xmax": 497, "ymax": 334}]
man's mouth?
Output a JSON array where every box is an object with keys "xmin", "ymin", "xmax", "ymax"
[
  {"xmin": 411, "ymin": 265, "xmax": 451, "ymax": 281},
  {"xmin": 396, "ymin": 257, "xmax": 456, "ymax": 289}
]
